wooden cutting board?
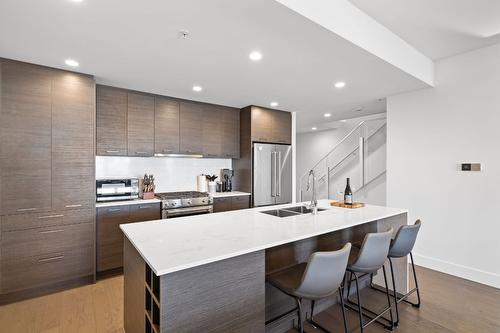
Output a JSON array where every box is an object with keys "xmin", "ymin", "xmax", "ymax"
[{"xmin": 330, "ymin": 201, "xmax": 365, "ymax": 209}]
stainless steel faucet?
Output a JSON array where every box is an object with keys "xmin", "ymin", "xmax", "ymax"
[{"xmin": 306, "ymin": 169, "xmax": 318, "ymax": 215}]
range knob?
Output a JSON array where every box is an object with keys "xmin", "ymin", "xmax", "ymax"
[{"xmin": 186, "ymin": 199, "xmax": 192, "ymax": 205}]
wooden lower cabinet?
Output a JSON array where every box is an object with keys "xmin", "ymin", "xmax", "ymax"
[
  {"xmin": 0, "ymin": 208, "xmax": 95, "ymax": 297},
  {"xmin": 213, "ymin": 195, "xmax": 250, "ymax": 213},
  {"xmin": 97, "ymin": 203, "xmax": 161, "ymax": 273}
]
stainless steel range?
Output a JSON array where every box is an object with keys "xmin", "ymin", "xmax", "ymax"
[{"xmin": 156, "ymin": 191, "xmax": 213, "ymax": 219}]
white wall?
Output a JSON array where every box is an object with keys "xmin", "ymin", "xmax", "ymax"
[
  {"xmin": 96, "ymin": 156, "xmax": 231, "ymax": 192},
  {"xmin": 387, "ymin": 43, "xmax": 500, "ymax": 288}
]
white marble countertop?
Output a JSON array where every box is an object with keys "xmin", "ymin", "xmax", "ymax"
[
  {"xmin": 120, "ymin": 200, "xmax": 407, "ymax": 276},
  {"xmin": 210, "ymin": 191, "xmax": 251, "ymax": 198},
  {"xmin": 96, "ymin": 198, "xmax": 161, "ymax": 208}
]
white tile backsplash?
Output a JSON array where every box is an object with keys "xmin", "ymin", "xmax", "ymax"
[{"xmin": 96, "ymin": 156, "xmax": 231, "ymax": 192}]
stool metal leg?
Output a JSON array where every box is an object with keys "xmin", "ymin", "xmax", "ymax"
[
  {"xmin": 406, "ymin": 252, "xmax": 422, "ymax": 307},
  {"xmin": 382, "ymin": 265, "xmax": 395, "ymax": 330},
  {"xmin": 353, "ymin": 273, "xmax": 365, "ymax": 333},
  {"xmin": 295, "ymin": 298, "xmax": 304, "ymax": 333},
  {"xmin": 388, "ymin": 257, "xmax": 400, "ymax": 326},
  {"xmin": 345, "ymin": 270, "xmax": 395, "ymax": 331},
  {"xmin": 370, "ymin": 252, "xmax": 422, "ymax": 309},
  {"xmin": 338, "ymin": 287, "xmax": 349, "ymax": 333}
]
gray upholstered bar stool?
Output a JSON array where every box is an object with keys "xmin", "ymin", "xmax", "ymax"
[
  {"xmin": 266, "ymin": 243, "xmax": 352, "ymax": 333},
  {"xmin": 370, "ymin": 220, "xmax": 422, "ymax": 326},
  {"xmin": 344, "ymin": 228, "xmax": 394, "ymax": 332}
]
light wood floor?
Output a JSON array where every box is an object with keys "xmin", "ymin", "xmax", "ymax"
[{"xmin": 0, "ymin": 266, "xmax": 499, "ymax": 333}]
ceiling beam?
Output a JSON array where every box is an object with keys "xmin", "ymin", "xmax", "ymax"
[{"xmin": 274, "ymin": 0, "xmax": 435, "ymax": 86}]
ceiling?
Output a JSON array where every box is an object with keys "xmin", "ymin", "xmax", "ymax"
[
  {"xmin": 349, "ymin": 0, "xmax": 500, "ymax": 60},
  {"xmin": 0, "ymin": 0, "xmax": 430, "ymax": 132}
]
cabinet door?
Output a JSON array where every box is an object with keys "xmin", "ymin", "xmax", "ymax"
[
  {"xmin": 52, "ymin": 72, "xmax": 95, "ymax": 210},
  {"xmin": 272, "ymin": 111, "xmax": 292, "ymax": 144},
  {"xmin": 251, "ymin": 107, "xmax": 273, "ymax": 143},
  {"xmin": 213, "ymin": 197, "xmax": 232, "ymax": 213},
  {"xmin": 0, "ymin": 61, "xmax": 52, "ymax": 215},
  {"xmin": 96, "ymin": 205, "xmax": 130, "ymax": 272},
  {"xmin": 202, "ymin": 105, "xmax": 222, "ymax": 158},
  {"xmin": 96, "ymin": 86, "xmax": 127, "ymax": 156},
  {"xmin": 154, "ymin": 96, "xmax": 180, "ymax": 155},
  {"xmin": 221, "ymin": 108, "xmax": 240, "ymax": 158},
  {"xmin": 179, "ymin": 101, "xmax": 203, "ymax": 155},
  {"xmin": 129, "ymin": 203, "xmax": 161, "ymax": 222},
  {"xmin": 231, "ymin": 196, "xmax": 250, "ymax": 210},
  {"xmin": 127, "ymin": 92, "xmax": 154, "ymax": 157}
]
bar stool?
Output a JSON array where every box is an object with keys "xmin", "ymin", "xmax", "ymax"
[
  {"xmin": 370, "ymin": 220, "xmax": 422, "ymax": 326},
  {"xmin": 266, "ymin": 243, "xmax": 352, "ymax": 333},
  {"xmin": 344, "ymin": 228, "xmax": 394, "ymax": 332}
]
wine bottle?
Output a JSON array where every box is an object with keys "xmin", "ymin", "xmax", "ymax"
[{"xmin": 344, "ymin": 178, "xmax": 353, "ymax": 205}]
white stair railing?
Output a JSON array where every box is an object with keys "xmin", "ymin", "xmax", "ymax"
[{"xmin": 300, "ymin": 119, "xmax": 387, "ymax": 202}]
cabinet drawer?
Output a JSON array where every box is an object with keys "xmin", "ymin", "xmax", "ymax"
[
  {"xmin": 129, "ymin": 203, "xmax": 161, "ymax": 222},
  {"xmin": 1, "ymin": 208, "xmax": 94, "ymax": 232},
  {"xmin": 1, "ymin": 246, "xmax": 93, "ymax": 293},
  {"xmin": 213, "ymin": 197, "xmax": 232, "ymax": 213},
  {"xmin": 1, "ymin": 222, "xmax": 93, "ymax": 261},
  {"xmin": 231, "ymin": 196, "xmax": 250, "ymax": 210}
]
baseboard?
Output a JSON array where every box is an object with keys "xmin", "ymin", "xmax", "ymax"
[{"xmin": 413, "ymin": 253, "xmax": 500, "ymax": 289}]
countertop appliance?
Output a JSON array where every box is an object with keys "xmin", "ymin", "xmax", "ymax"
[
  {"xmin": 253, "ymin": 143, "xmax": 292, "ymax": 206},
  {"xmin": 156, "ymin": 191, "xmax": 213, "ymax": 219},
  {"xmin": 96, "ymin": 178, "xmax": 139, "ymax": 202},
  {"xmin": 221, "ymin": 169, "xmax": 233, "ymax": 192}
]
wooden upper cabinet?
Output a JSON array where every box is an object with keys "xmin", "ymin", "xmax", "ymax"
[
  {"xmin": 251, "ymin": 107, "xmax": 274, "ymax": 143},
  {"xmin": 250, "ymin": 106, "xmax": 291, "ymax": 144},
  {"xmin": 221, "ymin": 107, "xmax": 240, "ymax": 158},
  {"xmin": 179, "ymin": 101, "xmax": 203, "ymax": 155},
  {"xmin": 154, "ymin": 96, "xmax": 180, "ymax": 155},
  {"xmin": 96, "ymin": 86, "xmax": 127, "ymax": 156},
  {"xmin": 271, "ymin": 110, "xmax": 292, "ymax": 144},
  {"xmin": 52, "ymin": 72, "xmax": 95, "ymax": 211},
  {"xmin": 0, "ymin": 61, "xmax": 53, "ymax": 215},
  {"xmin": 127, "ymin": 92, "xmax": 154, "ymax": 157},
  {"xmin": 202, "ymin": 105, "xmax": 222, "ymax": 158}
]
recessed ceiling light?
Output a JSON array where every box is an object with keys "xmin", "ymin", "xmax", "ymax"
[
  {"xmin": 324, "ymin": 113, "xmax": 331, "ymax": 118},
  {"xmin": 355, "ymin": 107, "xmax": 363, "ymax": 112},
  {"xmin": 192, "ymin": 85, "xmax": 203, "ymax": 92},
  {"xmin": 340, "ymin": 119, "xmax": 347, "ymax": 123},
  {"xmin": 270, "ymin": 101, "xmax": 279, "ymax": 107},
  {"xmin": 64, "ymin": 59, "xmax": 79, "ymax": 67},
  {"xmin": 311, "ymin": 127, "xmax": 317, "ymax": 131},
  {"xmin": 334, "ymin": 81, "xmax": 346, "ymax": 89},
  {"xmin": 69, "ymin": 0, "xmax": 84, "ymax": 2},
  {"xmin": 249, "ymin": 51, "xmax": 263, "ymax": 62}
]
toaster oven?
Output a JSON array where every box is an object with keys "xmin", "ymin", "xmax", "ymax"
[{"xmin": 96, "ymin": 178, "xmax": 139, "ymax": 202}]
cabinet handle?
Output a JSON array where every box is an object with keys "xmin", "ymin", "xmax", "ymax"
[
  {"xmin": 108, "ymin": 208, "xmax": 122, "ymax": 212},
  {"xmin": 163, "ymin": 149, "xmax": 174, "ymax": 153},
  {"xmin": 17, "ymin": 207, "xmax": 38, "ymax": 212},
  {"xmin": 65, "ymin": 204, "xmax": 82, "ymax": 208},
  {"xmin": 106, "ymin": 150, "xmax": 120, "ymax": 153},
  {"xmin": 135, "ymin": 151, "xmax": 149, "ymax": 154},
  {"xmin": 38, "ymin": 214, "xmax": 64, "ymax": 220},
  {"xmin": 39, "ymin": 229, "xmax": 65, "ymax": 234},
  {"xmin": 138, "ymin": 205, "xmax": 152, "ymax": 209},
  {"xmin": 38, "ymin": 255, "xmax": 64, "ymax": 263}
]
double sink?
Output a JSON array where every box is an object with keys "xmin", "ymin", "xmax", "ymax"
[{"xmin": 261, "ymin": 205, "xmax": 327, "ymax": 218}]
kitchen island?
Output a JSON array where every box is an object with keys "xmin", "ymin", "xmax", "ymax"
[{"xmin": 121, "ymin": 200, "xmax": 408, "ymax": 333}]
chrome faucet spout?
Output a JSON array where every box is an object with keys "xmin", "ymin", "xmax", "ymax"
[{"xmin": 306, "ymin": 169, "xmax": 318, "ymax": 215}]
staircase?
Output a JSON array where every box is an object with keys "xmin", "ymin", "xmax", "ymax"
[{"xmin": 299, "ymin": 118, "xmax": 387, "ymax": 203}]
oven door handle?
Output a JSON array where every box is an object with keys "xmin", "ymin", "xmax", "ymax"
[{"xmin": 164, "ymin": 206, "xmax": 213, "ymax": 218}]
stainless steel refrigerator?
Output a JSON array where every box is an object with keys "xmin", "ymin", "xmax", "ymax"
[{"xmin": 253, "ymin": 143, "xmax": 292, "ymax": 206}]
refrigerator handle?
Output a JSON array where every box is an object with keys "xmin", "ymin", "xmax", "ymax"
[
  {"xmin": 277, "ymin": 151, "xmax": 282, "ymax": 197},
  {"xmin": 271, "ymin": 151, "xmax": 276, "ymax": 197}
]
